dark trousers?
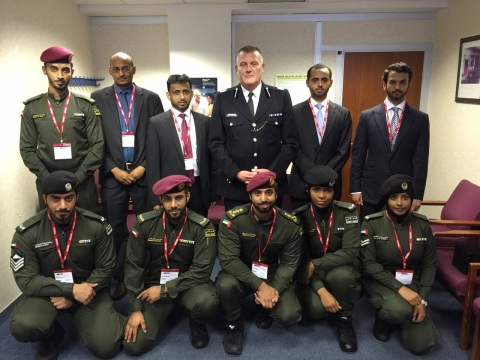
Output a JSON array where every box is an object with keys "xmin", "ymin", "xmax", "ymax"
[
  {"xmin": 101, "ymin": 181, "xmax": 148, "ymax": 282},
  {"xmin": 123, "ymin": 282, "xmax": 218, "ymax": 356}
]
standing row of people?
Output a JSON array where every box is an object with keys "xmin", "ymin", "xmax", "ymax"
[{"xmin": 11, "ymin": 44, "xmax": 437, "ymax": 358}]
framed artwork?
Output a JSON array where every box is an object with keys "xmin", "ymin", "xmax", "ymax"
[{"xmin": 455, "ymin": 34, "xmax": 480, "ymax": 104}]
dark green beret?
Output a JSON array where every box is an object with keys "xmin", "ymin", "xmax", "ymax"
[
  {"xmin": 379, "ymin": 174, "xmax": 414, "ymax": 197},
  {"xmin": 304, "ymin": 165, "xmax": 338, "ymax": 188},
  {"xmin": 41, "ymin": 171, "xmax": 79, "ymax": 195}
]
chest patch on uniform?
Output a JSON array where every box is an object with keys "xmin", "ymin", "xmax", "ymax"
[
  {"xmin": 179, "ymin": 239, "xmax": 195, "ymax": 245},
  {"xmin": 373, "ymin": 236, "xmax": 388, "ymax": 241},
  {"xmin": 226, "ymin": 113, "xmax": 238, "ymax": 117},
  {"xmin": 345, "ymin": 216, "xmax": 358, "ymax": 224},
  {"xmin": 269, "ymin": 113, "xmax": 283, "ymax": 117},
  {"xmin": 73, "ymin": 113, "xmax": 85, "ymax": 117},
  {"xmin": 78, "ymin": 239, "xmax": 91, "ymax": 244},
  {"xmin": 10, "ymin": 254, "xmax": 24, "ymax": 272},
  {"xmin": 34, "ymin": 241, "xmax": 53, "ymax": 249},
  {"xmin": 147, "ymin": 238, "xmax": 162, "ymax": 243},
  {"xmin": 32, "ymin": 113, "xmax": 46, "ymax": 119},
  {"xmin": 336, "ymin": 227, "xmax": 345, "ymax": 231},
  {"xmin": 241, "ymin": 232, "xmax": 256, "ymax": 238},
  {"xmin": 416, "ymin": 238, "xmax": 428, "ymax": 242},
  {"xmin": 205, "ymin": 228, "xmax": 216, "ymax": 237}
]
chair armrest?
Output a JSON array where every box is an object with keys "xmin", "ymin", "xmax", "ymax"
[
  {"xmin": 422, "ymin": 200, "xmax": 447, "ymax": 206},
  {"xmin": 433, "ymin": 230, "xmax": 480, "ymax": 237},
  {"xmin": 429, "ymin": 219, "xmax": 480, "ymax": 226}
]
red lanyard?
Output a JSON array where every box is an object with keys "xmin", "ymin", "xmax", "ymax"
[
  {"xmin": 162, "ymin": 209, "xmax": 188, "ymax": 268},
  {"xmin": 172, "ymin": 110, "xmax": 192, "ymax": 156},
  {"xmin": 383, "ymin": 101, "xmax": 405, "ymax": 145},
  {"xmin": 47, "ymin": 210, "xmax": 77, "ymax": 269},
  {"xmin": 310, "ymin": 205, "xmax": 334, "ymax": 256},
  {"xmin": 46, "ymin": 92, "xmax": 71, "ymax": 143},
  {"xmin": 251, "ymin": 205, "xmax": 276, "ymax": 262},
  {"xmin": 114, "ymin": 85, "xmax": 136, "ymax": 130},
  {"xmin": 308, "ymin": 98, "xmax": 329, "ymax": 142},
  {"xmin": 385, "ymin": 211, "xmax": 412, "ymax": 269}
]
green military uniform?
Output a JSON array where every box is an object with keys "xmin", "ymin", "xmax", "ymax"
[
  {"xmin": 124, "ymin": 208, "xmax": 218, "ymax": 355},
  {"xmin": 19, "ymin": 91, "xmax": 104, "ymax": 212},
  {"xmin": 360, "ymin": 211, "xmax": 439, "ymax": 354},
  {"xmin": 293, "ymin": 201, "xmax": 362, "ymax": 319},
  {"xmin": 216, "ymin": 204, "xmax": 302, "ymax": 325},
  {"xmin": 9, "ymin": 208, "xmax": 125, "ymax": 358}
]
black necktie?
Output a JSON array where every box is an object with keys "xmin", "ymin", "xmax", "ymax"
[{"xmin": 247, "ymin": 92, "xmax": 254, "ymax": 116}]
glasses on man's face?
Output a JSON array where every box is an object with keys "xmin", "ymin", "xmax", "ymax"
[{"xmin": 111, "ymin": 67, "xmax": 132, "ymax": 74}]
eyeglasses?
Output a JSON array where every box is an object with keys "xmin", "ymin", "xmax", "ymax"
[{"xmin": 111, "ymin": 67, "xmax": 133, "ymax": 74}]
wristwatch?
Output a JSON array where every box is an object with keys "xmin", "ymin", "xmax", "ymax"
[
  {"xmin": 160, "ymin": 284, "xmax": 169, "ymax": 299},
  {"xmin": 421, "ymin": 299, "xmax": 428, "ymax": 307}
]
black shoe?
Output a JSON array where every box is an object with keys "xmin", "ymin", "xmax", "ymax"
[
  {"xmin": 223, "ymin": 320, "xmax": 244, "ymax": 355},
  {"xmin": 36, "ymin": 322, "xmax": 65, "ymax": 360},
  {"xmin": 336, "ymin": 316, "xmax": 357, "ymax": 352},
  {"xmin": 189, "ymin": 318, "xmax": 210, "ymax": 349},
  {"xmin": 255, "ymin": 308, "xmax": 273, "ymax": 329},
  {"xmin": 373, "ymin": 312, "xmax": 392, "ymax": 342},
  {"xmin": 111, "ymin": 282, "xmax": 127, "ymax": 301}
]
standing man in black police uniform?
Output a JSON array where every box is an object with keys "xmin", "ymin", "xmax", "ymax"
[
  {"xmin": 20, "ymin": 46, "xmax": 104, "ymax": 213},
  {"xmin": 216, "ymin": 171, "xmax": 302, "ymax": 355},
  {"xmin": 91, "ymin": 52, "xmax": 164, "ymax": 300},
  {"xmin": 290, "ymin": 64, "xmax": 352, "ymax": 209},
  {"xmin": 293, "ymin": 165, "xmax": 361, "ymax": 353},
  {"xmin": 350, "ymin": 62, "xmax": 430, "ymax": 220},
  {"xmin": 209, "ymin": 45, "xmax": 298, "ymax": 211},
  {"xmin": 123, "ymin": 175, "xmax": 218, "ymax": 355},
  {"xmin": 10, "ymin": 171, "xmax": 125, "ymax": 360},
  {"xmin": 146, "ymin": 74, "xmax": 214, "ymax": 217}
]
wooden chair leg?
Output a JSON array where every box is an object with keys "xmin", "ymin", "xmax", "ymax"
[{"xmin": 471, "ymin": 317, "xmax": 480, "ymax": 360}]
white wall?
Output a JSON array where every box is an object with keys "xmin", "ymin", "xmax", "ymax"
[{"xmin": 0, "ymin": 0, "xmax": 93, "ymax": 313}]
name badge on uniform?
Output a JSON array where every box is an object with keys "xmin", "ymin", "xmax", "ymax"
[
  {"xmin": 53, "ymin": 143, "xmax": 72, "ymax": 160},
  {"xmin": 160, "ymin": 268, "xmax": 179, "ymax": 284},
  {"xmin": 252, "ymin": 261, "xmax": 268, "ymax": 279},
  {"xmin": 184, "ymin": 155, "xmax": 194, "ymax": 171},
  {"xmin": 395, "ymin": 269, "xmax": 413, "ymax": 285},
  {"xmin": 122, "ymin": 132, "xmax": 135, "ymax": 148},
  {"xmin": 54, "ymin": 269, "xmax": 74, "ymax": 283}
]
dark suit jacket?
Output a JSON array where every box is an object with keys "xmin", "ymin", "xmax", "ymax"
[
  {"xmin": 208, "ymin": 82, "xmax": 298, "ymax": 201},
  {"xmin": 146, "ymin": 111, "xmax": 213, "ymax": 209},
  {"xmin": 350, "ymin": 103, "xmax": 430, "ymax": 205},
  {"xmin": 290, "ymin": 100, "xmax": 352, "ymax": 199},
  {"xmin": 91, "ymin": 84, "xmax": 163, "ymax": 188}
]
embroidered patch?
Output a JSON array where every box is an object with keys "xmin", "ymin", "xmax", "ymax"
[
  {"xmin": 336, "ymin": 227, "xmax": 345, "ymax": 231},
  {"xmin": 360, "ymin": 239, "xmax": 370, "ymax": 247},
  {"xmin": 94, "ymin": 109, "xmax": 101, "ymax": 116},
  {"xmin": 179, "ymin": 239, "xmax": 195, "ymax": 244},
  {"xmin": 416, "ymin": 238, "xmax": 428, "ymax": 242},
  {"xmin": 205, "ymin": 228, "xmax": 216, "ymax": 237},
  {"xmin": 268, "ymin": 113, "xmax": 283, "ymax": 117},
  {"xmin": 361, "ymin": 229, "xmax": 369, "ymax": 236},
  {"xmin": 222, "ymin": 218, "xmax": 232, "ymax": 228},
  {"xmin": 105, "ymin": 224, "xmax": 113, "ymax": 235},
  {"xmin": 32, "ymin": 113, "xmax": 46, "ymax": 119},
  {"xmin": 241, "ymin": 232, "xmax": 256, "ymax": 238},
  {"xmin": 34, "ymin": 241, "xmax": 53, "ymax": 248},
  {"xmin": 226, "ymin": 113, "xmax": 238, "ymax": 117},
  {"xmin": 132, "ymin": 228, "xmax": 139, "ymax": 238},
  {"xmin": 10, "ymin": 254, "xmax": 24, "ymax": 272},
  {"xmin": 147, "ymin": 237, "xmax": 162, "ymax": 243},
  {"xmin": 373, "ymin": 235, "xmax": 389, "ymax": 241},
  {"xmin": 345, "ymin": 216, "xmax": 358, "ymax": 224},
  {"xmin": 78, "ymin": 239, "xmax": 91, "ymax": 244}
]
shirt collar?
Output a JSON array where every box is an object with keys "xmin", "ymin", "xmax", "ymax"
[
  {"xmin": 310, "ymin": 97, "xmax": 328, "ymax": 108},
  {"xmin": 385, "ymin": 98, "xmax": 406, "ymax": 111},
  {"xmin": 171, "ymin": 107, "xmax": 191, "ymax": 120},
  {"xmin": 114, "ymin": 83, "xmax": 133, "ymax": 95},
  {"xmin": 241, "ymin": 83, "xmax": 262, "ymax": 100}
]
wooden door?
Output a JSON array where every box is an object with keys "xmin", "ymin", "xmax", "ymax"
[{"xmin": 340, "ymin": 51, "xmax": 425, "ymax": 202}]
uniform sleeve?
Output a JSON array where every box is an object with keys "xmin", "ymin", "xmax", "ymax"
[
  {"xmin": 325, "ymin": 110, "xmax": 352, "ymax": 173},
  {"xmin": 417, "ymin": 223, "xmax": 437, "ymax": 300},
  {"xmin": 84, "ymin": 221, "xmax": 116, "ymax": 288},
  {"xmin": 19, "ymin": 104, "xmax": 50, "ymax": 181},
  {"xmin": 217, "ymin": 217, "xmax": 263, "ymax": 290},
  {"xmin": 360, "ymin": 221, "xmax": 403, "ymax": 292},
  {"xmin": 270, "ymin": 223, "xmax": 302, "ymax": 294},
  {"xmin": 74, "ymin": 102, "xmax": 104, "ymax": 183},
  {"xmin": 124, "ymin": 222, "xmax": 148, "ymax": 312},
  {"xmin": 11, "ymin": 231, "xmax": 74, "ymax": 298},
  {"xmin": 167, "ymin": 222, "xmax": 217, "ymax": 298}
]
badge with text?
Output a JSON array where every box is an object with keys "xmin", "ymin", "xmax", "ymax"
[
  {"xmin": 184, "ymin": 155, "xmax": 194, "ymax": 170},
  {"xmin": 252, "ymin": 261, "xmax": 268, "ymax": 279},
  {"xmin": 53, "ymin": 143, "xmax": 72, "ymax": 160},
  {"xmin": 395, "ymin": 269, "xmax": 413, "ymax": 285},
  {"xmin": 121, "ymin": 132, "xmax": 135, "ymax": 148},
  {"xmin": 160, "ymin": 268, "xmax": 179, "ymax": 284},
  {"xmin": 54, "ymin": 269, "xmax": 74, "ymax": 283}
]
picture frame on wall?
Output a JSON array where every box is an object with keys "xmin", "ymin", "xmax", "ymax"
[{"xmin": 455, "ymin": 34, "xmax": 480, "ymax": 104}]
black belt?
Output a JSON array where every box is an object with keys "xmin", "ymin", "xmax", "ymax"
[{"xmin": 125, "ymin": 162, "xmax": 132, "ymax": 171}]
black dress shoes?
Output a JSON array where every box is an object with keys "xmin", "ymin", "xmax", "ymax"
[
  {"xmin": 373, "ymin": 311, "xmax": 392, "ymax": 342},
  {"xmin": 336, "ymin": 316, "xmax": 358, "ymax": 352}
]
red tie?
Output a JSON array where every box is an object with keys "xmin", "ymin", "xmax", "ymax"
[{"xmin": 179, "ymin": 113, "xmax": 195, "ymax": 183}]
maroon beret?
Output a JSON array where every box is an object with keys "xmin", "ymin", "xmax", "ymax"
[
  {"xmin": 152, "ymin": 175, "xmax": 192, "ymax": 196},
  {"xmin": 246, "ymin": 171, "xmax": 277, "ymax": 192},
  {"xmin": 40, "ymin": 46, "xmax": 74, "ymax": 63}
]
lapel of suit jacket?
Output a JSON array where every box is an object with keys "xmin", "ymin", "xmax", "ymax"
[
  {"xmin": 301, "ymin": 100, "xmax": 320, "ymax": 145},
  {"xmin": 321, "ymin": 101, "xmax": 336, "ymax": 145},
  {"xmin": 254, "ymin": 82, "xmax": 271, "ymax": 122},
  {"xmin": 106, "ymin": 86, "xmax": 122, "ymax": 133},
  {"xmin": 133, "ymin": 83, "xmax": 144, "ymax": 132},
  {"xmin": 231, "ymin": 85, "xmax": 253, "ymax": 121},
  {"xmin": 193, "ymin": 113, "xmax": 202, "ymax": 165},
  {"xmin": 373, "ymin": 104, "xmax": 390, "ymax": 150},
  {"xmin": 391, "ymin": 103, "xmax": 413, "ymax": 154},
  {"xmin": 167, "ymin": 111, "xmax": 184, "ymax": 157}
]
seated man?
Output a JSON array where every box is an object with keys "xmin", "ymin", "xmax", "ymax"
[
  {"xmin": 123, "ymin": 175, "xmax": 218, "ymax": 355},
  {"xmin": 293, "ymin": 165, "xmax": 362, "ymax": 353},
  {"xmin": 9, "ymin": 171, "xmax": 125, "ymax": 360},
  {"xmin": 216, "ymin": 171, "xmax": 302, "ymax": 355}
]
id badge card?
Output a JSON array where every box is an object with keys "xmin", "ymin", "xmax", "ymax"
[
  {"xmin": 395, "ymin": 269, "xmax": 414, "ymax": 285},
  {"xmin": 160, "ymin": 268, "xmax": 179, "ymax": 285},
  {"xmin": 54, "ymin": 269, "xmax": 74, "ymax": 283},
  {"xmin": 184, "ymin": 156, "xmax": 194, "ymax": 171},
  {"xmin": 53, "ymin": 143, "xmax": 72, "ymax": 160},
  {"xmin": 122, "ymin": 132, "xmax": 135, "ymax": 148},
  {"xmin": 252, "ymin": 261, "xmax": 269, "ymax": 279}
]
